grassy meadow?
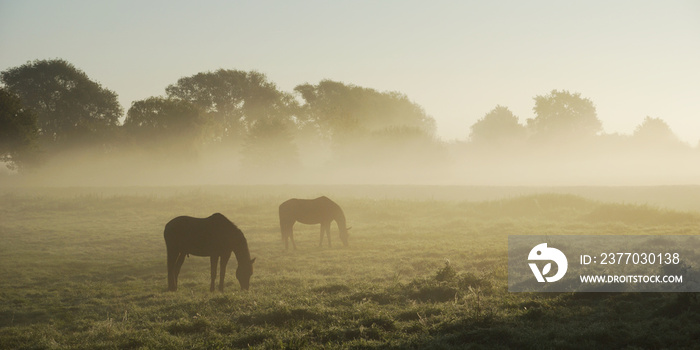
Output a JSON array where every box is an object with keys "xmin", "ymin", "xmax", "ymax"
[{"xmin": 1, "ymin": 186, "xmax": 699, "ymax": 349}]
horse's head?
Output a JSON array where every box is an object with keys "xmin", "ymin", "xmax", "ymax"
[
  {"xmin": 236, "ymin": 257, "xmax": 256, "ymax": 290},
  {"xmin": 340, "ymin": 226, "xmax": 351, "ymax": 247}
]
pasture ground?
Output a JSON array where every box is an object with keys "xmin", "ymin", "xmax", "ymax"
[{"xmin": 1, "ymin": 186, "xmax": 699, "ymax": 349}]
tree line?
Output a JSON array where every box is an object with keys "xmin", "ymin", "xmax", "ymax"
[
  {"xmin": 1, "ymin": 59, "xmax": 439, "ymax": 173},
  {"xmin": 1, "ymin": 59, "xmax": 695, "ymax": 177},
  {"xmin": 468, "ymin": 91, "xmax": 687, "ymax": 152}
]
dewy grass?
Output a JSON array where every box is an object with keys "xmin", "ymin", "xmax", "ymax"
[{"xmin": 1, "ymin": 187, "xmax": 699, "ymax": 349}]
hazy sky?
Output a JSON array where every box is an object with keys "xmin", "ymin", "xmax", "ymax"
[{"xmin": 1, "ymin": 1, "xmax": 699, "ymax": 144}]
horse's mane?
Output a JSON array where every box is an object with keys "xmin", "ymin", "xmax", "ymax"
[
  {"xmin": 211, "ymin": 213, "xmax": 251, "ymax": 263},
  {"xmin": 232, "ymin": 234, "xmax": 251, "ymax": 267},
  {"xmin": 209, "ymin": 213, "xmax": 250, "ymax": 253},
  {"xmin": 211, "ymin": 213, "xmax": 241, "ymax": 231}
]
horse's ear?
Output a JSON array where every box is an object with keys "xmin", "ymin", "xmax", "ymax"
[{"xmin": 250, "ymin": 257, "xmax": 257, "ymax": 264}]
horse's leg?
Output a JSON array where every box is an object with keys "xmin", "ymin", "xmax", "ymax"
[
  {"xmin": 319, "ymin": 224, "xmax": 324, "ymax": 246},
  {"xmin": 219, "ymin": 252, "xmax": 231, "ymax": 292},
  {"xmin": 173, "ymin": 252, "xmax": 186, "ymax": 290},
  {"xmin": 282, "ymin": 221, "xmax": 293, "ymax": 250},
  {"xmin": 167, "ymin": 249, "xmax": 178, "ymax": 291},
  {"xmin": 286, "ymin": 222, "xmax": 297, "ymax": 250},
  {"xmin": 210, "ymin": 256, "xmax": 219, "ymax": 292},
  {"xmin": 323, "ymin": 221, "xmax": 332, "ymax": 247},
  {"xmin": 281, "ymin": 221, "xmax": 287, "ymax": 250}
]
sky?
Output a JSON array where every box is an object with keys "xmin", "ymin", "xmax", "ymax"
[{"xmin": 1, "ymin": 0, "xmax": 699, "ymax": 144}]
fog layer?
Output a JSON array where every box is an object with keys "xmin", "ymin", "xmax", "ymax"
[{"xmin": 2, "ymin": 62, "xmax": 698, "ymax": 187}]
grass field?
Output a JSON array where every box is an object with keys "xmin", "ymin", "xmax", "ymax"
[{"xmin": 1, "ymin": 186, "xmax": 699, "ymax": 349}]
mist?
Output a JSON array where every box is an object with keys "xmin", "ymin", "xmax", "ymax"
[
  {"xmin": 3, "ymin": 126, "xmax": 698, "ymax": 188},
  {"xmin": 2, "ymin": 61, "xmax": 698, "ymax": 188}
]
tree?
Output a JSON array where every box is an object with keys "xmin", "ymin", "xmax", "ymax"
[
  {"xmin": 165, "ymin": 69, "xmax": 298, "ymax": 146},
  {"xmin": 469, "ymin": 105, "xmax": 525, "ymax": 146},
  {"xmin": 632, "ymin": 116, "xmax": 682, "ymax": 148},
  {"xmin": 0, "ymin": 59, "xmax": 122, "ymax": 149},
  {"xmin": 123, "ymin": 97, "xmax": 203, "ymax": 156},
  {"xmin": 295, "ymin": 80, "xmax": 439, "ymax": 170},
  {"xmin": 527, "ymin": 90, "xmax": 601, "ymax": 140},
  {"xmin": 0, "ymin": 88, "xmax": 38, "ymax": 170},
  {"xmin": 294, "ymin": 80, "xmax": 436, "ymax": 140}
]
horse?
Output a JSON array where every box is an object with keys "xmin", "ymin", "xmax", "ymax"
[
  {"xmin": 164, "ymin": 213, "xmax": 256, "ymax": 291},
  {"xmin": 279, "ymin": 196, "xmax": 350, "ymax": 250}
]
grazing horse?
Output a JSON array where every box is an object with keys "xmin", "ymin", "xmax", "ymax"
[
  {"xmin": 164, "ymin": 213, "xmax": 256, "ymax": 291},
  {"xmin": 279, "ymin": 196, "xmax": 350, "ymax": 249}
]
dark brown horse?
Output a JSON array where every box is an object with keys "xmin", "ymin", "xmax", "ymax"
[
  {"xmin": 164, "ymin": 213, "xmax": 256, "ymax": 291},
  {"xmin": 279, "ymin": 196, "xmax": 349, "ymax": 249}
]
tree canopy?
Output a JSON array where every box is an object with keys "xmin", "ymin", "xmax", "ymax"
[
  {"xmin": 0, "ymin": 88, "xmax": 38, "ymax": 170},
  {"xmin": 528, "ymin": 90, "xmax": 601, "ymax": 140},
  {"xmin": 0, "ymin": 59, "xmax": 122, "ymax": 148},
  {"xmin": 469, "ymin": 106, "xmax": 525, "ymax": 146},
  {"xmin": 123, "ymin": 97, "xmax": 203, "ymax": 156},
  {"xmin": 633, "ymin": 116, "xmax": 681, "ymax": 147},
  {"xmin": 165, "ymin": 69, "xmax": 297, "ymax": 146},
  {"xmin": 295, "ymin": 80, "xmax": 436, "ymax": 139}
]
